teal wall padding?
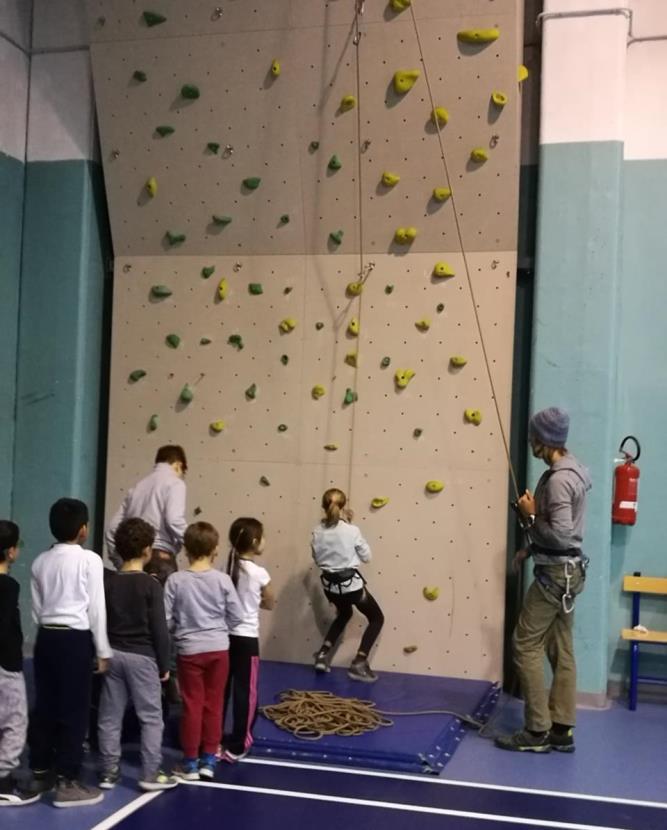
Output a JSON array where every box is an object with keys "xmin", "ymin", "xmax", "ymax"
[
  {"xmin": 609, "ymin": 159, "xmax": 667, "ymax": 683},
  {"xmin": 0, "ymin": 152, "xmax": 24, "ymax": 517},
  {"xmin": 529, "ymin": 140, "xmax": 624, "ymax": 695},
  {"xmin": 12, "ymin": 160, "xmax": 111, "ymax": 639}
]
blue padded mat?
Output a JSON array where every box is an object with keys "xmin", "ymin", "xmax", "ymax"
[{"xmin": 252, "ymin": 661, "xmax": 500, "ymax": 774}]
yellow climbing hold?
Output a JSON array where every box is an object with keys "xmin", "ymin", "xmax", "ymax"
[
  {"xmin": 423, "ymin": 586, "xmax": 440, "ymax": 601},
  {"xmin": 382, "ymin": 171, "xmax": 400, "ymax": 187},
  {"xmin": 371, "ymin": 497, "xmax": 390, "ymax": 509},
  {"xmin": 433, "ymin": 262, "xmax": 455, "ymax": 279},
  {"xmin": 348, "ymin": 318, "xmax": 360, "ymax": 337},
  {"xmin": 470, "ymin": 148, "xmax": 489, "ymax": 163},
  {"xmin": 394, "ymin": 369, "xmax": 415, "ymax": 388},
  {"xmin": 450, "ymin": 355, "xmax": 468, "ymax": 367},
  {"xmin": 210, "ymin": 420, "xmax": 225, "ymax": 433},
  {"xmin": 279, "ymin": 318, "xmax": 297, "ymax": 333},
  {"xmin": 431, "ymin": 107, "xmax": 449, "ymax": 126},
  {"xmin": 217, "ymin": 278, "xmax": 228, "ymax": 300},
  {"xmin": 145, "ymin": 176, "xmax": 157, "ymax": 197},
  {"xmin": 345, "ymin": 351, "xmax": 358, "ymax": 367},
  {"xmin": 433, "ymin": 187, "xmax": 452, "ymax": 202},
  {"xmin": 457, "ymin": 28, "xmax": 500, "ymax": 44},
  {"xmin": 340, "ymin": 94, "xmax": 357, "ymax": 111},
  {"xmin": 270, "ymin": 59, "xmax": 281, "ymax": 77},
  {"xmin": 425, "ymin": 480, "xmax": 444, "ymax": 493},
  {"xmin": 518, "ymin": 64, "xmax": 529, "ymax": 82},
  {"xmin": 403, "ymin": 645, "xmax": 418, "ymax": 654},
  {"xmin": 415, "ymin": 318, "xmax": 431, "ymax": 332},
  {"xmin": 464, "ymin": 408, "xmax": 483, "ymax": 425},
  {"xmin": 390, "ymin": 0, "xmax": 411, "ymax": 11},
  {"xmin": 393, "ymin": 69, "xmax": 420, "ymax": 94},
  {"xmin": 311, "ymin": 385, "xmax": 326, "ymax": 399},
  {"xmin": 394, "ymin": 226, "xmax": 418, "ymax": 245},
  {"xmin": 324, "ymin": 443, "xmax": 339, "ymax": 451},
  {"xmin": 491, "ymin": 91, "xmax": 508, "ymax": 107},
  {"xmin": 346, "ymin": 281, "xmax": 363, "ymax": 297}
]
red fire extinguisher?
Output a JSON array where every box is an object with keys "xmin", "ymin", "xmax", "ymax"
[{"xmin": 612, "ymin": 436, "xmax": 640, "ymax": 525}]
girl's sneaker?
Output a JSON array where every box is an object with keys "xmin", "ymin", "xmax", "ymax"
[
  {"xmin": 198, "ymin": 754, "xmax": 217, "ymax": 780},
  {"xmin": 214, "ymin": 744, "xmax": 224, "ymax": 762},
  {"xmin": 348, "ymin": 659, "xmax": 378, "ymax": 683},
  {"xmin": 172, "ymin": 760, "xmax": 200, "ymax": 781},
  {"xmin": 138, "ymin": 771, "xmax": 179, "ymax": 791},
  {"xmin": 223, "ymin": 749, "xmax": 249, "ymax": 763},
  {"xmin": 314, "ymin": 649, "xmax": 331, "ymax": 673}
]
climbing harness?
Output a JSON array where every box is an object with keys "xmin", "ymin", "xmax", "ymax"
[
  {"xmin": 320, "ymin": 568, "xmax": 366, "ymax": 594},
  {"xmin": 533, "ymin": 555, "xmax": 589, "ymax": 615}
]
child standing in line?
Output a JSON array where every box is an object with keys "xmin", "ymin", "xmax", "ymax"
[
  {"xmin": 164, "ymin": 522, "xmax": 244, "ymax": 781},
  {"xmin": 97, "ymin": 518, "xmax": 178, "ymax": 792},
  {"xmin": 29, "ymin": 498, "xmax": 112, "ymax": 808},
  {"xmin": 223, "ymin": 518, "xmax": 275, "ymax": 763},
  {"xmin": 0, "ymin": 521, "xmax": 40, "ymax": 807},
  {"xmin": 312, "ymin": 488, "xmax": 385, "ymax": 683}
]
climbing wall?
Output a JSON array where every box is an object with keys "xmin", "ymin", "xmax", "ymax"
[{"xmin": 89, "ymin": 0, "xmax": 522, "ymax": 679}]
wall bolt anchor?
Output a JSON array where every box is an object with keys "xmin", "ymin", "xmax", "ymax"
[
  {"xmin": 212, "ymin": 7, "xmax": 223, "ymax": 20},
  {"xmin": 222, "ymin": 144, "xmax": 234, "ymax": 158},
  {"xmin": 233, "ymin": 262, "xmax": 243, "ymax": 272},
  {"xmin": 490, "ymin": 134, "xmax": 500, "ymax": 148},
  {"xmin": 97, "ymin": 16, "xmax": 106, "ymax": 26},
  {"xmin": 491, "ymin": 259, "xmax": 500, "ymax": 269},
  {"xmin": 123, "ymin": 264, "xmax": 132, "ymax": 273},
  {"xmin": 111, "ymin": 149, "xmax": 120, "ymax": 159},
  {"xmin": 361, "ymin": 139, "xmax": 371, "ymax": 152}
]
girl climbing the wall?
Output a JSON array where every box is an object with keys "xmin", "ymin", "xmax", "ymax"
[
  {"xmin": 312, "ymin": 489, "xmax": 384, "ymax": 683},
  {"xmin": 222, "ymin": 518, "xmax": 275, "ymax": 762}
]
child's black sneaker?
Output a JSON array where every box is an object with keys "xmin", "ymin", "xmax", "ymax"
[
  {"xmin": 314, "ymin": 649, "xmax": 331, "ymax": 674},
  {"xmin": 495, "ymin": 729, "xmax": 551, "ymax": 753},
  {"xmin": 53, "ymin": 778, "xmax": 104, "ymax": 808},
  {"xmin": 99, "ymin": 765, "xmax": 121, "ymax": 790},
  {"xmin": 26, "ymin": 769, "xmax": 56, "ymax": 795},
  {"xmin": 0, "ymin": 775, "xmax": 42, "ymax": 807},
  {"xmin": 348, "ymin": 659, "xmax": 378, "ymax": 683},
  {"xmin": 549, "ymin": 727, "xmax": 575, "ymax": 753}
]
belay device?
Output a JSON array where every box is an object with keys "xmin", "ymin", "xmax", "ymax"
[{"xmin": 612, "ymin": 436, "xmax": 640, "ymax": 526}]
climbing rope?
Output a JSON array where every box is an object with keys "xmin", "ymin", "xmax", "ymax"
[{"xmin": 260, "ymin": 689, "xmax": 486, "ymax": 741}]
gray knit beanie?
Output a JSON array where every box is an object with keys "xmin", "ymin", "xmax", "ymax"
[{"xmin": 529, "ymin": 407, "xmax": 570, "ymax": 447}]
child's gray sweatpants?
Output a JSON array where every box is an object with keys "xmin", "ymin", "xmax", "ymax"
[{"xmin": 0, "ymin": 668, "xmax": 28, "ymax": 777}]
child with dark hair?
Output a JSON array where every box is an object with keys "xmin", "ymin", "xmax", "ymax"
[
  {"xmin": 29, "ymin": 498, "xmax": 111, "ymax": 807},
  {"xmin": 97, "ymin": 518, "xmax": 178, "ymax": 792},
  {"xmin": 223, "ymin": 518, "xmax": 274, "ymax": 762},
  {"xmin": 312, "ymin": 488, "xmax": 384, "ymax": 683},
  {"xmin": 0, "ymin": 521, "xmax": 40, "ymax": 806},
  {"xmin": 164, "ymin": 522, "xmax": 244, "ymax": 780}
]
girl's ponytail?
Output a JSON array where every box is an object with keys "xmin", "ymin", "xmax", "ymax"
[
  {"xmin": 226, "ymin": 546, "xmax": 241, "ymax": 588},
  {"xmin": 227, "ymin": 517, "xmax": 264, "ymax": 586},
  {"xmin": 322, "ymin": 488, "xmax": 347, "ymax": 528}
]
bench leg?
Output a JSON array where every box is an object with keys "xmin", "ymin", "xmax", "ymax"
[{"xmin": 629, "ymin": 642, "xmax": 639, "ymax": 711}]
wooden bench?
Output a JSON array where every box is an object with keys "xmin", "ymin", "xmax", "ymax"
[{"xmin": 621, "ymin": 573, "xmax": 667, "ymax": 710}]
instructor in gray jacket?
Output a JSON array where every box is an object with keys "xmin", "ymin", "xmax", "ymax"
[{"xmin": 496, "ymin": 407, "xmax": 592, "ymax": 754}]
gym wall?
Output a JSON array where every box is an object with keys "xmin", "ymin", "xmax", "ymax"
[{"xmin": 88, "ymin": 0, "xmax": 522, "ymax": 678}]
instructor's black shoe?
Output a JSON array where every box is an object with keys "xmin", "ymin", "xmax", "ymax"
[
  {"xmin": 549, "ymin": 727, "xmax": 575, "ymax": 753},
  {"xmin": 495, "ymin": 729, "xmax": 551, "ymax": 753}
]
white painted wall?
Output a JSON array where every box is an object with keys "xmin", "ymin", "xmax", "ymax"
[
  {"xmin": 0, "ymin": 0, "xmax": 31, "ymax": 50},
  {"xmin": 32, "ymin": 0, "xmax": 87, "ymax": 51},
  {"xmin": 0, "ymin": 38, "xmax": 29, "ymax": 160}
]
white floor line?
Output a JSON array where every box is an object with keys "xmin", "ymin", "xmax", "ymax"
[
  {"xmin": 88, "ymin": 792, "xmax": 162, "ymax": 830},
  {"xmin": 242, "ymin": 757, "xmax": 667, "ymax": 810},
  {"xmin": 185, "ymin": 780, "xmax": 625, "ymax": 830}
]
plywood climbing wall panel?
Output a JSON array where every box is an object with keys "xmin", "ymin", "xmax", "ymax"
[{"xmin": 92, "ymin": 0, "xmax": 522, "ymax": 679}]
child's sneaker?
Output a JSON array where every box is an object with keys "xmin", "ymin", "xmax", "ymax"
[
  {"xmin": 138, "ymin": 771, "xmax": 179, "ymax": 791},
  {"xmin": 214, "ymin": 744, "xmax": 224, "ymax": 761},
  {"xmin": 348, "ymin": 659, "xmax": 378, "ymax": 683},
  {"xmin": 27, "ymin": 769, "xmax": 56, "ymax": 795},
  {"xmin": 198, "ymin": 753, "xmax": 217, "ymax": 780},
  {"xmin": 99, "ymin": 765, "xmax": 121, "ymax": 789},
  {"xmin": 172, "ymin": 760, "xmax": 200, "ymax": 781},
  {"xmin": 0, "ymin": 775, "xmax": 42, "ymax": 806},
  {"xmin": 223, "ymin": 749, "xmax": 249, "ymax": 763},
  {"xmin": 53, "ymin": 778, "xmax": 104, "ymax": 808},
  {"xmin": 314, "ymin": 649, "xmax": 331, "ymax": 673}
]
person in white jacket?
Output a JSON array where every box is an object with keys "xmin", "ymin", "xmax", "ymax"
[{"xmin": 106, "ymin": 446, "xmax": 188, "ymax": 582}]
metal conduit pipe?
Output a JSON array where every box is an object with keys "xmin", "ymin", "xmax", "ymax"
[{"xmin": 536, "ymin": 7, "xmax": 667, "ymax": 44}]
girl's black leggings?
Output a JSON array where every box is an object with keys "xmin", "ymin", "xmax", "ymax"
[{"xmin": 323, "ymin": 588, "xmax": 385, "ymax": 656}]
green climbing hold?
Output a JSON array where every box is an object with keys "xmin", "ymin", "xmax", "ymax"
[
  {"xmin": 260, "ymin": 476, "xmax": 271, "ymax": 486},
  {"xmin": 165, "ymin": 334, "xmax": 181, "ymax": 348},
  {"xmin": 148, "ymin": 414, "xmax": 159, "ymax": 432},
  {"xmin": 228, "ymin": 334, "xmax": 244, "ymax": 350},
  {"xmin": 200, "ymin": 337, "xmax": 212, "ymax": 345},
  {"xmin": 343, "ymin": 388, "xmax": 358, "ymax": 405},
  {"xmin": 329, "ymin": 230, "xmax": 344, "ymax": 245},
  {"xmin": 283, "ymin": 286, "xmax": 293, "ymax": 295},
  {"xmin": 437, "ymin": 303, "xmax": 445, "ymax": 313},
  {"xmin": 280, "ymin": 354, "xmax": 289, "ymax": 365},
  {"xmin": 151, "ymin": 284, "xmax": 172, "ymax": 298},
  {"xmin": 315, "ymin": 322, "xmax": 324, "ymax": 330},
  {"xmin": 207, "ymin": 142, "xmax": 220, "ymax": 154},
  {"xmin": 248, "ymin": 283, "xmax": 263, "ymax": 295},
  {"xmin": 201, "ymin": 266, "xmax": 215, "ymax": 279},
  {"xmin": 143, "ymin": 11, "xmax": 166, "ymax": 27},
  {"xmin": 280, "ymin": 214, "xmax": 290, "ymax": 224},
  {"xmin": 413, "ymin": 428, "xmax": 423, "ymax": 438},
  {"xmin": 212, "ymin": 215, "xmax": 232, "ymax": 226},
  {"xmin": 181, "ymin": 84, "xmax": 200, "ymax": 100},
  {"xmin": 381, "ymin": 356, "xmax": 391, "ymax": 368},
  {"xmin": 245, "ymin": 383, "xmax": 257, "ymax": 400},
  {"xmin": 133, "ymin": 70, "xmax": 147, "ymax": 82},
  {"xmin": 328, "ymin": 154, "xmax": 342, "ymax": 171},
  {"xmin": 243, "ymin": 177, "xmax": 261, "ymax": 190},
  {"xmin": 180, "ymin": 384, "xmax": 194, "ymax": 403},
  {"xmin": 277, "ymin": 424, "xmax": 288, "ymax": 432},
  {"xmin": 165, "ymin": 231, "xmax": 186, "ymax": 246},
  {"xmin": 129, "ymin": 369, "xmax": 147, "ymax": 383},
  {"xmin": 309, "ymin": 141, "xmax": 320, "ymax": 151},
  {"xmin": 155, "ymin": 125, "xmax": 175, "ymax": 137},
  {"xmin": 385, "ymin": 284, "xmax": 394, "ymax": 294},
  {"xmin": 193, "ymin": 506, "xmax": 202, "ymax": 516}
]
